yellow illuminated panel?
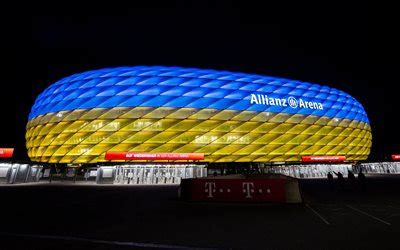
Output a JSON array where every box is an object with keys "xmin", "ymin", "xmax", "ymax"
[{"xmin": 26, "ymin": 107, "xmax": 372, "ymax": 163}]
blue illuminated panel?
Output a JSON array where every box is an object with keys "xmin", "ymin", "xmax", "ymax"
[{"xmin": 29, "ymin": 66, "xmax": 369, "ymax": 124}]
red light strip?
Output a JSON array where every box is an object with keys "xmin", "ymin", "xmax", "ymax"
[
  {"xmin": 301, "ymin": 155, "xmax": 346, "ymax": 163},
  {"xmin": 105, "ymin": 152, "xmax": 204, "ymax": 161},
  {"xmin": 0, "ymin": 148, "xmax": 14, "ymax": 158}
]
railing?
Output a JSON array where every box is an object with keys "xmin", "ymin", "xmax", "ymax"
[
  {"xmin": 267, "ymin": 164, "xmax": 353, "ymax": 178},
  {"xmin": 96, "ymin": 163, "xmax": 207, "ymax": 185},
  {"xmin": 359, "ymin": 162, "xmax": 400, "ymax": 174}
]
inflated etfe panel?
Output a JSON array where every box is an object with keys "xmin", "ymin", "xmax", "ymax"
[{"xmin": 26, "ymin": 66, "xmax": 372, "ymax": 163}]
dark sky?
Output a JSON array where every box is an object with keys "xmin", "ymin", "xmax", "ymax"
[{"xmin": 0, "ymin": 1, "xmax": 398, "ymax": 161}]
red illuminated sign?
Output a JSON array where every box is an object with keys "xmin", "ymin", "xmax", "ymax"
[
  {"xmin": 0, "ymin": 148, "xmax": 14, "ymax": 158},
  {"xmin": 105, "ymin": 152, "xmax": 204, "ymax": 161},
  {"xmin": 392, "ymin": 154, "xmax": 400, "ymax": 161},
  {"xmin": 301, "ymin": 155, "xmax": 346, "ymax": 163}
]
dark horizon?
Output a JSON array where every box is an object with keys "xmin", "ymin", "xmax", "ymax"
[{"xmin": 0, "ymin": 2, "xmax": 398, "ymax": 161}]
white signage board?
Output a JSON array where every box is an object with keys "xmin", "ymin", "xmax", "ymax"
[
  {"xmin": 43, "ymin": 169, "xmax": 51, "ymax": 178},
  {"xmin": 0, "ymin": 168, "xmax": 9, "ymax": 178},
  {"xmin": 102, "ymin": 169, "xmax": 113, "ymax": 178},
  {"xmin": 89, "ymin": 170, "xmax": 98, "ymax": 177}
]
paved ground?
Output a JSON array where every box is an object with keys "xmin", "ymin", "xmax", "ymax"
[{"xmin": 1, "ymin": 175, "xmax": 400, "ymax": 249}]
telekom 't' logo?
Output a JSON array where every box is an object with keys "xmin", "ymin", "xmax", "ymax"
[
  {"xmin": 242, "ymin": 182, "xmax": 255, "ymax": 198},
  {"xmin": 205, "ymin": 182, "xmax": 216, "ymax": 198}
]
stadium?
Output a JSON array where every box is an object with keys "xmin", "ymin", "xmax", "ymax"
[
  {"xmin": 26, "ymin": 66, "xmax": 372, "ymax": 164},
  {"xmin": 1, "ymin": 65, "xmax": 375, "ymax": 184}
]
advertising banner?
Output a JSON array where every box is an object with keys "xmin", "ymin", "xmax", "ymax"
[
  {"xmin": 181, "ymin": 179, "xmax": 287, "ymax": 202},
  {"xmin": 0, "ymin": 148, "xmax": 14, "ymax": 158},
  {"xmin": 301, "ymin": 155, "xmax": 346, "ymax": 163},
  {"xmin": 105, "ymin": 151, "xmax": 204, "ymax": 161},
  {"xmin": 392, "ymin": 154, "xmax": 400, "ymax": 161}
]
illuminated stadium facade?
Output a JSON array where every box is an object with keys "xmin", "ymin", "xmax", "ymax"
[{"xmin": 26, "ymin": 66, "xmax": 372, "ymax": 164}]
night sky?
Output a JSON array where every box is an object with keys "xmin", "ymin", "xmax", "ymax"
[{"xmin": 0, "ymin": 2, "xmax": 398, "ymax": 161}]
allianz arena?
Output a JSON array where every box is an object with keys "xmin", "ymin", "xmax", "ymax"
[{"xmin": 26, "ymin": 66, "xmax": 372, "ymax": 164}]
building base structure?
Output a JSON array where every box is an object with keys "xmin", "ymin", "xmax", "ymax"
[{"xmin": 2, "ymin": 161, "xmax": 400, "ymax": 185}]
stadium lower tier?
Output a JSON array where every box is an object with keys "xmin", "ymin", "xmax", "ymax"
[{"xmin": 26, "ymin": 107, "xmax": 372, "ymax": 163}]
